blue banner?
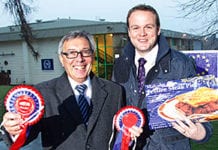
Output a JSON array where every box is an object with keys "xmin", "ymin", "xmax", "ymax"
[{"xmin": 183, "ymin": 50, "xmax": 218, "ymax": 77}]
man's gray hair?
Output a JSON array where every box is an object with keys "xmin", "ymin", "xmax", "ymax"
[{"xmin": 58, "ymin": 30, "xmax": 96, "ymax": 54}]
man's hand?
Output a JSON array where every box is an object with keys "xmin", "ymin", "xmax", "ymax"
[
  {"xmin": 172, "ymin": 118, "xmax": 206, "ymax": 141},
  {"xmin": 128, "ymin": 126, "xmax": 143, "ymax": 140},
  {"xmin": 2, "ymin": 112, "xmax": 23, "ymax": 137}
]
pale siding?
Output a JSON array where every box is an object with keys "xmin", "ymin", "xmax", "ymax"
[
  {"xmin": 29, "ymin": 38, "xmax": 64, "ymax": 84},
  {"xmin": 0, "ymin": 41, "xmax": 25, "ymax": 84},
  {"xmin": 0, "ymin": 38, "xmax": 65, "ymax": 85}
]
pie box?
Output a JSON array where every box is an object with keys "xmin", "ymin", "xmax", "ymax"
[
  {"xmin": 146, "ymin": 75, "xmax": 218, "ymax": 130},
  {"xmin": 183, "ymin": 50, "xmax": 218, "ymax": 77}
]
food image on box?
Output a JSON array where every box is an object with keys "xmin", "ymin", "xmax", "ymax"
[{"xmin": 146, "ymin": 75, "xmax": 218, "ymax": 130}]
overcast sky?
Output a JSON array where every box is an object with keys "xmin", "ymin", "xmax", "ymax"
[{"xmin": 0, "ymin": 0, "xmax": 205, "ymax": 35}]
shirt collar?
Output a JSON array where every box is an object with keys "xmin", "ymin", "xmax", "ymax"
[
  {"xmin": 135, "ymin": 44, "xmax": 159, "ymax": 67},
  {"xmin": 68, "ymin": 76, "xmax": 91, "ymax": 91},
  {"xmin": 68, "ymin": 76, "xmax": 92, "ymax": 105}
]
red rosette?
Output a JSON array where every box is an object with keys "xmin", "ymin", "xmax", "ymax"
[
  {"xmin": 113, "ymin": 106, "xmax": 145, "ymax": 150},
  {"xmin": 115, "ymin": 106, "xmax": 145, "ymax": 133},
  {"xmin": 4, "ymin": 85, "xmax": 44, "ymax": 126}
]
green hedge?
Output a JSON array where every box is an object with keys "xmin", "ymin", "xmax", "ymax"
[
  {"xmin": 0, "ymin": 85, "xmax": 13, "ymax": 121},
  {"xmin": 191, "ymin": 121, "xmax": 218, "ymax": 150}
]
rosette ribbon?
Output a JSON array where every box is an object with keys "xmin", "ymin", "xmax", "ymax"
[
  {"xmin": 113, "ymin": 128, "xmax": 131, "ymax": 150},
  {"xmin": 10, "ymin": 124, "xmax": 28, "ymax": 150}
]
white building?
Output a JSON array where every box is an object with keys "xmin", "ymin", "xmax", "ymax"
[
  {"xmin": 0, "ymin": 18, "xmax": 203, "ymax": 85},
  {"xmin": 0, "ymin": 19, "xmax": 127, "ymax": 85}
]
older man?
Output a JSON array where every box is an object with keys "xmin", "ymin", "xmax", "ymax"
[{"xmin": 1, "ymin": 30, "xmax": 142, "ymax": 150}]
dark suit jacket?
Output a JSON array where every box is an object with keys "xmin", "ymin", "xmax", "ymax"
[{"xmin": 26, "ymin": 72, "xmax": 124, "ymax": 150}]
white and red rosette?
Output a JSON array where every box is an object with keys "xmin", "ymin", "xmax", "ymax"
[
  {"xmin": 4, "ymin": 85, "xmax": 44, "ymax": 125},
  {"xmin": 113, "ymin": 106, "xmax": 145, "ymax": 150},
  {"xmin": 4, "ymin": 85, "xmax": 44, "ymax": 150},
  {"xmin": 115, "ymin": 106, "xmax": 145, "ymax": 133}
]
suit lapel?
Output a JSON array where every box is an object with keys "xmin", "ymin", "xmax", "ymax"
[
  {"xmin": 87, "ymin": 75, "xmax": 108, "ymax": 133},
  {"xmin": 55, "ymin": 72, "xmax": 72, "ymax": 100},
  {"xmin": 54, "ymin": 73, "xmax": 109, "ymax": 132},
  {"xmin": 55, "ymin": 73, "xmax": 83, "ymax": 124}
]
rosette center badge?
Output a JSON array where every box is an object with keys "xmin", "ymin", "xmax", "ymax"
[{"xmin": 115, "ymin": 106, "xmax": 145, "ymax": 132}]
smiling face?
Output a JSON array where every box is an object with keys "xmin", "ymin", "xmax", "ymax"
[
  {"xmin": 59, "ymin": 37, "xmax": 94, "ymax": 83},
  {"xmin": 128, "ymin": 10, "xmax": 160, "ymax": 55}
]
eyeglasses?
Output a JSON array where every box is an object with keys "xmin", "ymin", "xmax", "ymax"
[{"xmin": 61, "ymin": 49, "xmax": 93, "ymax": 59}]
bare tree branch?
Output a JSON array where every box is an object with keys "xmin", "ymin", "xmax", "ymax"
[
  {"xmin": 4, "ymin": 0, "xmax": 39, "ymax": 60},
  {"xmin": 176, "ymin": 0, "xmax": 218, "ymax": 36}
]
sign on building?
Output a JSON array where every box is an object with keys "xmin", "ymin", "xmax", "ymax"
[{"xmin": 41, "ymin": 59, "xmax": 54, "ymax": 70}]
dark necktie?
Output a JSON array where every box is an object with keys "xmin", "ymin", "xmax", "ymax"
[
  {"xmin": 137, "ymin": 58, "xmax": 146, "ymax": 94},
  {"xmin": 75, "ymin": 84, "xmax": 90, "ymax": 123}
]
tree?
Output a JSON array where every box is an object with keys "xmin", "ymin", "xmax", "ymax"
[
  {"xmin": 3, "ymin": 0, "xmax": 39, "ymax": 59},
  {"xmin": 176, "ymin": 0, "xmax": 217, "ymax": 37}
]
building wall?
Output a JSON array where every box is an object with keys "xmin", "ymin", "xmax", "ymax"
[
  {"xmin": 29, "ymin": 38, "xmax": 64, "ymax": 84},
  {"xmin": 0, "ymin": 25, "xmax": 208, "ymax": 85},
  {"xmin": 0, "ymin": 38, "xmax": 65, "ymax": 85},
  {"xmin": 0, "ymin": 34, "xmax": 203, "ymax": 85},
  {"xmin": 193, "ymin": 40, "xmax": 202, "ymax": 50},
  {"xmin": 0, "ymin": 40, "xmax": 24, "ymax": 84}
]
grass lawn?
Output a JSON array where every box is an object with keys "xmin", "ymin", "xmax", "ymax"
[
  {"xmin": 0, "ymin": 85, "xmax": 13, "ymax": 122},
  {"xmin": 191, "ymin": 121, "xmax": 218, "ymax": 150},
  {"xmin": 0, "ymin": 85, "xmax": 217, "ymax": 149}
]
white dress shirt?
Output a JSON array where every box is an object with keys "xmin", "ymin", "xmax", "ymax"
[
  {"xmin": 135, "ymin": 44, "xmax": 159, "ymax": 76},
  {"xmin": 68, "ymin": 76, "xmax": 92, "ymax": 105}
]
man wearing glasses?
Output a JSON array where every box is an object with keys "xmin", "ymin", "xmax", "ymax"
[{"xmin": 1, "ymin": 30, "xmax": 142, "ymax": 149}]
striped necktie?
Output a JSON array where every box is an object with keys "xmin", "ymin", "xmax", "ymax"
[
  {"xmin": 75, "ymin": 84, "xmax": 90, "ymax": 123},
  {"xmin": 137, "ymin": 58, "xmax": 146, "ymax": 94}
]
